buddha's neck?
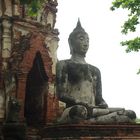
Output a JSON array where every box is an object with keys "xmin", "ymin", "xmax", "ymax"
[{"xmin": 71, "ymin": 54, "xmax": 86, "ymax": 64}]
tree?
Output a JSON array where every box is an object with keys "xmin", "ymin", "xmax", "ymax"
[
  {"xmin": 111, "ymin": 0, "xmax": 140, "ymax": 53},
  {"xmin": 19, "ymin": 0, "xmax": 46, "ymax": 16}
]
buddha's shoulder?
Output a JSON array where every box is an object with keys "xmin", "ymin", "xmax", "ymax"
[
  {"xmin": 88, "ymin": 64, "xmax": 101, "ymax": 74},
  {"xmin": 56, "ymin": 59, "xmax": 71, "ymax": 69},
  {"xmin": 57, "ymin": 60, "xmax": 101, "ymax": 74},
  {"xmin": 57, "ymin": 59, "xmax": 70, "ymax": 65}
]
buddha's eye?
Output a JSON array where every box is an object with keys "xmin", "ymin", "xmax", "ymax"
[{"xmin": 79, "ymin": 36, "xmax": 84, "ymax": 40}]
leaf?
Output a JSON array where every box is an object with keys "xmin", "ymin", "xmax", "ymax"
[
  {"xmin": 121, "ymin": 37, "xmax": 140, "ymax": 52},
  {"xmin": 19, "ymin": 0, "xmax": 46, "ymax": 17}
]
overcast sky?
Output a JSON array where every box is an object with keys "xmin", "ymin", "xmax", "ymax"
[{"xmin": 55, "ymin": 0, "xmax": 140, "ymax": 117}]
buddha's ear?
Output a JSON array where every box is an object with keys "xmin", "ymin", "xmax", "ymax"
[{"xmin": 68, "ymin": 38, "xmax": 73, "ymax": 55}]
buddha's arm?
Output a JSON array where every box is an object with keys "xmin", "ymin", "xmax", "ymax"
[
  {"xmin": 94, "ymin": 68, "xmax": 108, "ymax": 108},
  {"xmin": 56, "ymin": 61, "xmax": 77, "ymax": 105}
]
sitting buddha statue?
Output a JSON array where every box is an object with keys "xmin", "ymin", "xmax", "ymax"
[{"xmin": 56, "ymin": 19, "xmax": 136, "ymax": 124}]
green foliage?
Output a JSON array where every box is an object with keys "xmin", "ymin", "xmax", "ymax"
[
  {"xmin": 111, "ymin": 0, "xmax": 140, "ymax": 52},
  {"xmin": 121, "ymin": 37, "xmax": 140, "ymax": 52},
  {"xmin": 19, "ymin": 0, "xmax": 46, "ymax": 17},
  {"xmin": 136, "ymin": 118, "xmax": 140, "ymax": 123},
  {"xmin": 121, "ymin": 15, "xmax": 139, "ymax": 34}
]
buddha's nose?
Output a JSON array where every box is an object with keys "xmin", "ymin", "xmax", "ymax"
[{"xmin": 83, "ymin": 44, "xmax": 88, "ymax": 49}]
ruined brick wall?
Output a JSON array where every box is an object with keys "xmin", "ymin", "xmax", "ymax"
[{"xmin": 0, "ymin": 0, "xmax": 59, "ymax": 124}]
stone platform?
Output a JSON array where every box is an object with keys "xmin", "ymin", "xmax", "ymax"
[
  {"xmin": 41, "ymin": 124, "xmax": 140, "ymax": 140},
  {"xmin": 2, "ymin": 123, "xmax": 26, "ymax": 140}
]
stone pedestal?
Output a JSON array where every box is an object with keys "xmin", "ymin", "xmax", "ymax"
[
  {"xmin": 2, "ymin": 123, "xmax": 26, "ymax": 140},
  {"xmin": 41, "ymin": 124, "xmax": 140, "ymax": 140}
]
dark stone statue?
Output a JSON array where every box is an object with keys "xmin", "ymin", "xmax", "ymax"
[
  {"xmin": 6, "ymin": 97, "xmax": 21, "ymax": 123},
  {"xmin": 3, "ymin": 97, "xmax": 26, "ymax": 140},
  {"xmin": 56, "ymin": 19, "xmax": 136, "ymax": 124}
]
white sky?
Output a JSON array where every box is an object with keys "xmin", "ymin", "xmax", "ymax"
[{"xmin": 55, "ymin": 0, "xmax": 140, "ymax": 118}]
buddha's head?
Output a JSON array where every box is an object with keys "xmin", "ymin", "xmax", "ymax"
[{"xmin": 68, "ymin": 19, "xmax": 89, "ymax": 57}]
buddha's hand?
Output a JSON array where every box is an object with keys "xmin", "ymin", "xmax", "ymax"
[
  {"xmin": 75, "ymin": 99, "xmax": 89, "ymax": 108},
  {"xmin": 98, "ymin": 101, "xmax": 108, "ymax": 108}
]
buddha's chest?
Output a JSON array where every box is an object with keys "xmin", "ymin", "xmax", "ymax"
[
  {"xmin": 66, "ymin": 62, "xmax": 95, "ymax": 84},
  {"xmin": 66, "ymin": 62, "xmax": 96, "ymax": 105}
]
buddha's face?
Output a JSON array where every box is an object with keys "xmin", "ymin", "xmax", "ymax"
[{"xmin": 71, "ymin": 32, "xmax": 89, "ymax": 56}]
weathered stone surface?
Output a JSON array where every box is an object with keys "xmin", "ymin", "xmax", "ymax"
[
  {"xmin": 0, "ymin": 0, "xmax": 2, "ymax": 16},
  {"xmin": 41, "ymin": 124, "xmax": 140, "ymax": 140},
  {"xmin": 3, "ymin": 0, "xmax": 12, "ymax": 16},
  {"xmin": 2, "ymin": 18, "xmax": 12, "ymax": 72},
  {"xmin": 0, "ymin": 92, "xmax": 4, "ymax": 120},
  {"xmin": 1, "ymin": 123, "xmax": 140, "ymax": 139},
  {"xmin": 0, "ymin": 18, "xmax": 2, "ymax": 89},
  {"xmin": 6, "ymin": 97, "xmax": 21, "ymax": 123},
  {"xmin": 13, "ymin": 0, "xmax": 20, "ymax": 16},
  {"xmin": 45, "ymin": 35, "xmax": 59, "ymax": 75}
]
